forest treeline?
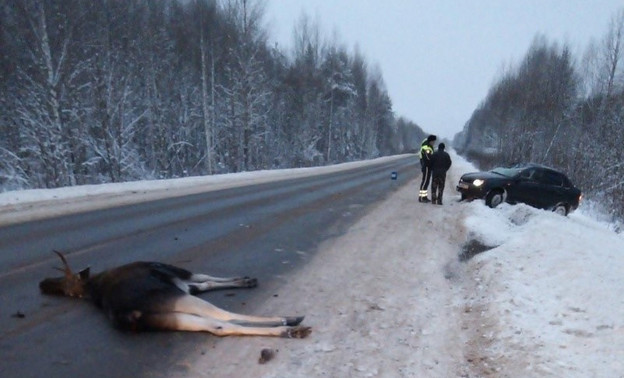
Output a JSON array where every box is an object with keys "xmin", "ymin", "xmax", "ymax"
[
  {"xmin": 0, "ymin": 0, "xmax": 425, "ymax": 191},
  {"xmin": 454, "ymin": 9, "xmax": 624, "ymax": 221}
]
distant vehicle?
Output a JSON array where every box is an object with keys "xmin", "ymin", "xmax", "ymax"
[{"xmin": 456, "ymin": 163, "xmax": 582, "ymax": 215}]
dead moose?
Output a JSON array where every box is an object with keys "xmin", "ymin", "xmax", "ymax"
[{"xmin": 39, "ymin": 251, "xmax": 311, "ymax": 338}]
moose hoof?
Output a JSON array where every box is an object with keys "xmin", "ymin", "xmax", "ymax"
[
  {"xmin": 283, "ymin": 326, "xmax": 312, "ymax": 339},
  {"xmin": 243, "ymin": 277, "xmax": 258, "ymax": 288},
  {"xmin": 284, "ymin": 316, "xmax": 304, "ymax": 326}
]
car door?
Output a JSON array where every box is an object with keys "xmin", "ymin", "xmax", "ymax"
[
  {"xmin": 508, "ymin": 167, "xmax": 543, "ymax": 206},
  {"xmin": 537, "ymin": 170, "xmax": 569, "ymax": 208}
]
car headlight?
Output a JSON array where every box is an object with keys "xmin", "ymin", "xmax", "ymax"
[{"xmin": 473, "ymin": 179, "xmax": 485, "ymax": 187}]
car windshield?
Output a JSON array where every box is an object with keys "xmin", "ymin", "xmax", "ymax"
[{"xmin": 491, "ymin": 167, "xmax": 523, "ymax": 177}]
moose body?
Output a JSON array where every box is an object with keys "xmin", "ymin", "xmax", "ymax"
[{"xmin": 39, "ymin": 252, "xmax": 310, "ymax": 338}]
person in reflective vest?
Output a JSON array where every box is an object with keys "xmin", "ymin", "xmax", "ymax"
[{"xmin": 418, "ymin": 135, "xmax": 436, "ymax": 202}]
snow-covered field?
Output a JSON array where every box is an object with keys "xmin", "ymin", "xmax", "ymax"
[{"xmin": 1, "ymin": 153, "xmax": 623, "ymax": 377}]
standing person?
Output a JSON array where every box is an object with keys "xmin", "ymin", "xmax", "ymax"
[
  {"xmin": 430, "ymin": 143, "xmax": 452, "ymax": 205},
  {"xmin": 418, "ymin": 135, "xmax": 436, "ymax": 202}
]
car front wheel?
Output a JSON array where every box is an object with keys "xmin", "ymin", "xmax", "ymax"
[
  {"xmin": 552, "ymin": 203, "xmax": 568, "ymax": 216},
  {"xmin": 485, "ymin": 190, "xmax": 504, "ymax": 208}
]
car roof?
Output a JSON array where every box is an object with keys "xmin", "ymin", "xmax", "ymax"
[{"xmin": 512, "ymin": 163, "xmax": 562, "ymax": 172}]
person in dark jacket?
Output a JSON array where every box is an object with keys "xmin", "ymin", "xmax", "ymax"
[
  {"xmin": 418, "ymin": 135, "xmax": 436, "ymax": 202},
  {"xmin": 430, "ymin": 143, "xmax": 452, "ymax": 205}
]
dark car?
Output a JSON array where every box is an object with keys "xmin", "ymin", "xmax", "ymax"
[{"xmin": 456, "ymin": 163, "xmax": 582, "ymax": 215}]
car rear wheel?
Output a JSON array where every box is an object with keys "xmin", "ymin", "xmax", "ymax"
[
  {"xmin": 552, "ymin": 203, "xmax": 568, "ymax": 216},
  {"xmin": 485, "ymin": 190, "xmax": 504, "ymax": 208}
]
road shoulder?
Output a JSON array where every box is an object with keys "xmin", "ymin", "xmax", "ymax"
[{"xmin": 182, "ymin": 176, "xmax": 481, "ymax": 377}]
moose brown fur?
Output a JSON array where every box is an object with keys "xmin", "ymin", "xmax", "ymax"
[{"xmin": 39, "ymin": 251, "xmax": 311, "ymax": 338}]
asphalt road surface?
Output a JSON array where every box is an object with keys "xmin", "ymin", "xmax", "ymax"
[{"xmin": 0, "ymin": 156, "xmax": 417, "ymax": 377}]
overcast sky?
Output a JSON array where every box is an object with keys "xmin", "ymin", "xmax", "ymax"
[{"xmin": 264, "ymin": 0, "xmax": 623, "ymax": 139}]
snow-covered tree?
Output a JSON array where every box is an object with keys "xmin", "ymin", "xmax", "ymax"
[{"xmin": 0, "ymin": 0, "xmax": 416, "ymax": 192}]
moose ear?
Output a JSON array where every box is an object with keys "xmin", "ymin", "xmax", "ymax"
[{"xmin": 79, "ymin": 267, "xmax": 90, "ymax": 280}]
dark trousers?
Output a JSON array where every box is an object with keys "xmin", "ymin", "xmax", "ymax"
[
  {"xmin": 419, "ymin": 166, "xmax": 432, "ymax": 199},
  {"xmin": 431, "ymin": 173, "xmax": 446, "ymax": 204}
]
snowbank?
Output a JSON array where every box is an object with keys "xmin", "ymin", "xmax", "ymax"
[{"xmin": 464, "ymin": 201, "xmax": 624, "ymax": 376}]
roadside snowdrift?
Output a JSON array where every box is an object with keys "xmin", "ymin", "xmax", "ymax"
[{"xmin": 464, "ymin": 200, "xmax": 624, "ymax": 376}]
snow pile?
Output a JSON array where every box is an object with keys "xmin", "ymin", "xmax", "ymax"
[{"xmin": 463, "ymin": 201, "xmax": 624, "ymax": 376}]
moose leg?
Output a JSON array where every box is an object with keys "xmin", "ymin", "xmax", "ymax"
[
  {"xmin": 189, "ymin": 274, "xmax": 254, "ymax": 283},
  {"xmin": 186, "ymin": 275, "xmax": 258, "ymax": 293},
  {"xmin": 142, "ymin": 313, "xmax": 310, "ymax": 338},
  {"xmin": 172, "ymin": 295, "xmax": 304, "ymax": 327}
]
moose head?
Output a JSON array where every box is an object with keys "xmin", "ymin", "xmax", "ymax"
[{"xmin": 39, "ymin": 250, "xmax": 90, "ymax": 298}]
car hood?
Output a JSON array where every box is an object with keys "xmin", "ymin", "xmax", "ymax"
[{"xmin": 460, "ymin": 171, "xmax": 509, "ymax": 181}]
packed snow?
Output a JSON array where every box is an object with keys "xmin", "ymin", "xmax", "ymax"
[{"xmin": 1, "ymin": 153, "xmax": 623, "ymax": 377}]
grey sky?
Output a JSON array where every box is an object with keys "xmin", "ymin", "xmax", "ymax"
[{"xmin": 264, "ymin": 0, "xmax": 623, "ymax": 139}]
